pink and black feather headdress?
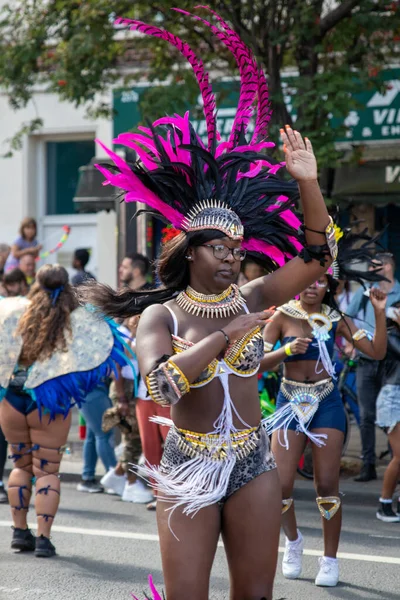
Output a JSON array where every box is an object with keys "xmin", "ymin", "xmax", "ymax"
[{"xmin": 96, "ymin": 6, "xmax": 303, "ymax": 270}]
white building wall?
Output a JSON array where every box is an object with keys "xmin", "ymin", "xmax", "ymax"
[{"xmin": 0, "ymin": 89, "xmax": 115, "ymax": 282}]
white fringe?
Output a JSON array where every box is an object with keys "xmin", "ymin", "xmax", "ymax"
[
  {"xmin": 313, "ymin": 339, "xmax": 336, "ymax": 379},
  {"xmin": 143, "ymin": 370, "xmax": 252, "ymax": 539},
  {"xmin": 263, "ymin": 402, "xmax": 327, "ymax": 449}
]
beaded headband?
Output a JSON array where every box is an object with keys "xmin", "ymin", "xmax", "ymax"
[{"xmin": 181, "ymin": 200, "xmax": 244, "ymax": 240}]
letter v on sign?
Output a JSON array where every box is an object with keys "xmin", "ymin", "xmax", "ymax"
[
  {"xmin": 367, "ymin": 81, "xmax": 400, "ymax": 108},
  {"xmin": 385, "ymin": 166, "xmax": 400, "ymax": 184}
]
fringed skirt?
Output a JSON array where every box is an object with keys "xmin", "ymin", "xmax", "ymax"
[
  {"xmin": 264, "ymin": 377, "xmax": 346, "ymax": 449},
  {"xmin": 143, "ymin": 423, "xmax": 276, "ymax": 522}
]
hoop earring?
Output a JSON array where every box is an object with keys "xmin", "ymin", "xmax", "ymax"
[{"xmin": 185, "ymin": 256, "xmax": 192, "ymax": 261}]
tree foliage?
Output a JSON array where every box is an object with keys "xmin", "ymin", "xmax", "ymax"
[{"xmin": 0, "ymin": 1, "xmax": 399, "ymax": 164}]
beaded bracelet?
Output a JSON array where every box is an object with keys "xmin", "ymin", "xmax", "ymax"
[{"xmin": 218, "ymin": 329, "xmax": 230, "ymax": 348}]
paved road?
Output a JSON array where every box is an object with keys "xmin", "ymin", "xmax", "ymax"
[{"xmin": 0, "ymin": 479, "xmax": 399, "ymax": 600}]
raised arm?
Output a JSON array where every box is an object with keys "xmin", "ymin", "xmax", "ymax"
[
  {"xmin": 242, "ymin": 127, "xmax": 333, "ymax": 311},
  {"xmin": 337, "ymin": 288, "xmax": 387, "ymax": 360}
]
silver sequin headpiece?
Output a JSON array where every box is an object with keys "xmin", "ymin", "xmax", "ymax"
[{"xmin": 181, "ymin": 200, "xmax": 244, "ymax": 240}]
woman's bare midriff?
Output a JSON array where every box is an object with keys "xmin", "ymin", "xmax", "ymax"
[
  {"xmin": 283, "ymin": 360, "xmax": 331, "ymax": 383},
  {"xmin": 170, "ymin": 374, "xmax": 261, "ymax": 433}
]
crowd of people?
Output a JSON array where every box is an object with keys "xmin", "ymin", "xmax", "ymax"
[{"xmin": 1, "ymin": 7, "xmax": 400, "ymax": 599}]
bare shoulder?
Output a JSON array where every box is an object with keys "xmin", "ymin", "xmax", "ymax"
[{"xmin": 137, "ymin": 302, "xmax": 174, "ymax": 332}]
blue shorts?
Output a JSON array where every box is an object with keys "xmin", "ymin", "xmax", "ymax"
[
  {"xmin": 5, "ymin": 389, "xmax": 37, "ymax": 415},
  {"xmin": 276, "ymin": 384, "xmax": 346, "ymax": 433}
]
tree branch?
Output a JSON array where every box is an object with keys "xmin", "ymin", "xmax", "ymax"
[{"xmin": 320, "ymin": 0, "xmax": 361, "ymax": 36}]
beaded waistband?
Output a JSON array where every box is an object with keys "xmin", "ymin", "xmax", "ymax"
[
  {"xmin": 281, "ymin": 377, "xmax": 334, "ymax": 402},
  {"xmin": 173, "ymin": 424, "xmax": 261, "ymax": 461},
  {"xmin": 282, "ymin": 377, "xmax": 333, "ymax": 388}
]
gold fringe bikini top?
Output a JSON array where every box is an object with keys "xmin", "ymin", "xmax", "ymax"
[{"xmin": 165, "ymin": 304, "xmax": 264, "ymax": 388}]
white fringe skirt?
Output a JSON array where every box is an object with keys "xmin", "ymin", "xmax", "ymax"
[{"xmin": 139, "ymin": 421, "xmax": 276, "ymax": 530}]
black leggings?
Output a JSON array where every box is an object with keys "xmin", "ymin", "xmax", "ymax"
[{"xmin": 0, "ymin": 425, "xmax": 7, "ymax": 481}]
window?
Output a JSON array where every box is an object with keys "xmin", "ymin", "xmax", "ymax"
[{"xmin": 46, "ymin": 140, "xmax": 95, "ymax": 215}]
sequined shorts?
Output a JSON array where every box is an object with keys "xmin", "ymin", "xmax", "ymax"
[{"xmin": 159, "ymin": 424, "xmax": 276, "ymax": 507}]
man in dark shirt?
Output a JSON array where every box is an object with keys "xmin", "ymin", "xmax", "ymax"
[
  {"xmin": 118, "ymin": 252, "xmax": 152, "ymax": 291},
  {"xmin": 71, "ymin": 248, "xmax": 96, "ymax": 287}
]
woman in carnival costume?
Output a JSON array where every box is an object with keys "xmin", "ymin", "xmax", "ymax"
[
  {"xmin": 0, "ymin": 264, "xmax": 131, "ymax": 558},
  {"xmin": 83, "ymin": 7, "xmax": 340, "ymax": 598},
  {"xmin": 261, "ymin": 227, "xmax": 387, "ymax": 588}
]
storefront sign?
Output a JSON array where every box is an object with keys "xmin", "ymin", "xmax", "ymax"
[
  {"xmin": 332, "ymin": 69, "xmax": 400, "ymax": 143},
  {"xmin": 113, "ymin": 69, "xmax": 400, "ymax": 145}
]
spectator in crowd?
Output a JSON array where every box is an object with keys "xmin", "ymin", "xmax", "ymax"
[
  {"xmin": 119, "ymin": 252, "xmax": 152, "ymax": 290},
  {"xmin": 347, "ymin": 252, "xmax": 400, "ymax": 482},
  {"xmin": 71, "ymin": 248, "xmax": 95, "ymax": 286},
  {"xmin": 375, "ymin": 302, "xmax": 400, "ymax": 522},
  {"xmin": 76, "ymin": 382, "xmax": 120, "ymax": 495},
  {"xmin": 0, "ymin": 243, "xmax": 10, "ymax": 277},
  {"xmin": 19, "ymin": 254, "xmax": 36, "ymax": 288},
  {"xmin": 100, "ymin": 253, "xmax": 156, "ymax": 504},
  {"xmin": 70, "ymin": 251, "xmax": 117, "ymax": 495},
  {"xmin": 4, "ymin": 217, "xmax": 41, "ymax": 272},
  {"xmin": 104, "ymin": 316, "xmax": 153, "ymax": 504},
  {"xmin": 237, "ymin": 259, "xmax": 267, "ymax": 286},
  {"xmin": 2, "ymin": 269, "xmax": 28, "ymax": 297}
]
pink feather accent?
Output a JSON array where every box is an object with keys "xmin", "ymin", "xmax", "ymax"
[
  {"xmin": 94, "ymin": 142, "xmax": 185, "ymax": 228},
  {"xmin": 194, "ymin": 7, "xmax": 272, "ymax": 144},
  {"xmin": 114, "ymin": 135, "xmax": 159, "ymax": 171},
  {"xmin": 288, "ymin": 235, "xmax": 303, "ymax": 252},
  {"xmin": 243, "ymin": 238, "xmax": 286, "ymax": 266},
  {"xmin": 130, "ymin": 575, "xmax": 162, "ymax": 600},
  {"xmin": 236, "ymin": 161, "xmax": 263, "ymax": 179},
  {"xmin": 252, "ymin": 68, "xmax": 272, "ymax": 143},
  {"xmin": 173, "ymin": 7, "xmax": 258, "ymax": 148},
  {"xmin": 115, "ymin": 18, "xmax": 217, "ymax": 152},
  {"xmin": 279, "ymin": 209, "xmax": 302, "ymax": 230}
]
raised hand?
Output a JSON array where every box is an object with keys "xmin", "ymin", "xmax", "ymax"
[
  {"xmin": 288, "ymin": 337, "xmax": 313, "ymax": 355},
  {"xmin": 280, "ymin": 125, "xmax": 317, "ymax": 182},
  {"xmin": 370, "ymin": 288, "xmax": 387, "ymax": 312}
]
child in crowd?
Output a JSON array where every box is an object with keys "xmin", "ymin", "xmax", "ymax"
[{"xmin": 4, "ymin": 217, "xmax": 41, "ymax": 272}]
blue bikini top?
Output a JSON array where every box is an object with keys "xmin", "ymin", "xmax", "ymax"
[{"xmin": 283, "ymin": 321, "xmax": 338, "ymax": 362}]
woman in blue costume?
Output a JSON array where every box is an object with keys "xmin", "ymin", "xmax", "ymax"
[
  {"xmin": 0, "ymin": 264, "xmax": 131, "ymax": 557},
  {"xmin": 261, "ymin": 227, "xmax": 387, "ymax": 588}
]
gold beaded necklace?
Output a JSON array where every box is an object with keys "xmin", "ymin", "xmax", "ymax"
[{"xmin": 176, "ymin": 284, "xmax": 246, "ymax": 318}]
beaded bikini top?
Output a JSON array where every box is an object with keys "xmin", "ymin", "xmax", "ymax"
[{"xmin": 165, "ymin": 305, "xmax": 264, "ymax": 387}]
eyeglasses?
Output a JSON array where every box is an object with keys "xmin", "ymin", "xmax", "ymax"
[
  {"xmin": 202, "ymin": 244, "xmax": 247, "ymax": 262},
  {"xmin": 313, "ymin": 280, "xmax": 328, "ymax": 289}
]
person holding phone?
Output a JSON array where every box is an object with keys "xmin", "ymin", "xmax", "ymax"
[{"xmin": 347, "ymin": 253, "xmax": 400, "ymax": 482}]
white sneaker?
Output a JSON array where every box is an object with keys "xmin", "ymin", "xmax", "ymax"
[
  {"xmin": 315, "ymin": 556, "xmax": 339, "ymax": 587},
  {"xmin": 100, "ymin": 468, "xmax": 126, "ymax": 496},
  {"xmin": 121, "ymin": 480, "xmax": 154, "ymax": 504},
  {"xmin": 282, "ymin": 531, "xmax": 303, "ymax": 579},
  {"xmin": 114, "ymin": 443, "xmax": 125, "ymax": 460}
]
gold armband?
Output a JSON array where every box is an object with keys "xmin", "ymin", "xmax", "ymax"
[
  {"xmin": 264, "ymin": 341, "xmax": 273, "ymax": 353},
  {"xmin": 325, "ymin": 217, "xmax": 338, "ymax": 261},
  {"xmin": 352, "ymin": 329, "xmax": 373, "ymax": 342},
  {"xmin": 146, "ymin": 359, "xmax": 190, "ymax": 406}
]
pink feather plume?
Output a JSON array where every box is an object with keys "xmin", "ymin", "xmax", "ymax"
[
  {"xmin": 115, "ymin": 17, "xmax": 217, "ymax": 152},
  {"xmin": 243, "ymin": 238, "xmax": 286, "ymax": 266},
  {"xmin": 173, "ymin": 7, "xmax": 258, "ymax": 148}
]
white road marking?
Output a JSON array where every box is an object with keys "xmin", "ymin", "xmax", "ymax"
[{"xmin": 1, "ymin": 521, "xmax": 399, "ymax": 565}]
